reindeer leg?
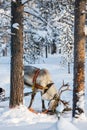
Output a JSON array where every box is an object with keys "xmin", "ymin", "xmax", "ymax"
[
  {"xmin": 42, "ymin": 100, "xmax": 46, "ymax": 111},
  {"xmin": 41, "ymin": 92, "xmax": 46, "ymax": 111},
  {"xmin": 28, "ymin": 91, "xmax": 36, "ymax": 108}
]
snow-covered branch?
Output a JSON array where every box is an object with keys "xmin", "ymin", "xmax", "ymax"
[
  {"xmin": 22, "ymin": 0, "xmax": 29, "ymax": 5},
  {"xmin": 24, "ymin": 8, "xmax": 53, "ymax": 28}
]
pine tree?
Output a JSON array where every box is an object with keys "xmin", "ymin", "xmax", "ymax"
[
  {"xmin": 10, "ymin": 0, "xmax": 24, "ymax": 107},
  {"xmin": 73, "ymin": 0, "xmax": 86, "ymax": 118}
]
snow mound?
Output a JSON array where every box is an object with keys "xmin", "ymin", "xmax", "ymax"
[{"xmin": 0, "ymin": 105, "xmax": 56, "ymax": 126}]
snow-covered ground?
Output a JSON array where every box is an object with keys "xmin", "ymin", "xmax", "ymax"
[{"xmin": 0, "ymin": 54, "xmax": 87, "ymax": 130}]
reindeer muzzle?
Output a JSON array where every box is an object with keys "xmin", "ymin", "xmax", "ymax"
[{"xmin": 48, "ymin": 94, "xmax": 59, "ymax": 112}]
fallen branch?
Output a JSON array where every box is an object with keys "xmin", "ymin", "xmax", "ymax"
[{"xmin": 0, "ymin": 92, "xmax": 32, "ymax": 102}]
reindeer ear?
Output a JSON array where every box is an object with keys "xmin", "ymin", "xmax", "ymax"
[
  {"xmin": 47, "ymin": 83, "xmax": 54, "ymax": 88},
  {"xmin": 43, "ymin": 83, "xmax": 54, "ymax": 94}
]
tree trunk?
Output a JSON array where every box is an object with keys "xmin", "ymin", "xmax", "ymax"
[
  {"xmin": 73, "ymin": 0, "xmax": 86, "ymax": 118},
  {"xmin": 45, "ymin": 45, "xmax": 48, "ymax": 58},
  {"xmin": 68, "ymin": 62, "xmax": 70, "ymax": 74},
  {"xmin": 10, "ymin": 0, "xmax": 24, "ymax": 107}
]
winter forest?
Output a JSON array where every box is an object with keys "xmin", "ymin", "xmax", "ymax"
[{"xmin": 0, "ymin": 0, "xmax": 87, "ymax": 130}]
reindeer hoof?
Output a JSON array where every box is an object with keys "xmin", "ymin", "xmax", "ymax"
[
  {"xmin": 28, "ymin": 107, "xmax": 38, "ymax": 114},
  {"xmin": 42, "ymin": 108, "xmax": 46, "ymax": 112},
  {"xmin": 47, "ymin": 110, "xmax": 56, "ymax": 115}
]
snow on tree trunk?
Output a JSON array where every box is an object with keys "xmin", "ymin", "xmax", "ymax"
[
  {"xmin": 73, "ymin": 0, "xmax": 86, "ymax": 118},
  {"xmin": 10, "ymin": 0, "xmax": 24, "ymax": 107}
]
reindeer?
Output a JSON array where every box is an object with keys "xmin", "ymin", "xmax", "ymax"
[{"xmin": 24, "ymin": 66, "xmax": 71, "ymax": 114}]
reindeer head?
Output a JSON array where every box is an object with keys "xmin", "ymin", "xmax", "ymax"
[{"xmin": 47, "ymin": 81, "xmax": 71, "ymax": 114}]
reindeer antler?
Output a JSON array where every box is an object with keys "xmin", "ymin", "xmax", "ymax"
[
  {"xmin": 58, "ymin": 80, "xmax": 71, "ymax": 97},
  {"xmin": 60, "ymin": 99, "xmax": 69, "ymax": 107}
]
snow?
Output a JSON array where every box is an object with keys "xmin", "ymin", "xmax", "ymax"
[
  {"xmin": 0, "ymin": 55, "xmax": 87, "ymax": 130},
  {"xmin": 0, "ymin": 9, "xmax": 4, "ymax": 14},
  {"xmin": 12, "ymin": 0, "xmax": 16, "ymax": 2},
  {"xmin": 12, "ymin": 23, "xmax": 20, "ymax": 30},
  {"xmin": 76, "ymin": 90, "xmax": 85, "ymax": 110},
  {"xmin": 85, "ymin": 25, "xmax": 87, "ymax": 35}
]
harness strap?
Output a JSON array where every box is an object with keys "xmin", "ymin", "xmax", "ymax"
[
  {"xmin": 33, "ymin": 69, "xmax": 40, "ymax": 84},
  {"xmin": 32, "ymin": 69, "xmax": 44, "ymax": 91}
]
